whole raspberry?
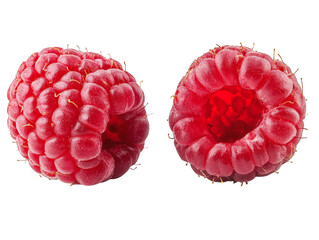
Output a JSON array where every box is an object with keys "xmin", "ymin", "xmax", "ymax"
[
  {"xmin": 169, "ymin": 45, "xmax": 306, "ymax": 183},
  {"xmin": 7, "ymin": 47, "xmax": 149, "ymax": 185}
]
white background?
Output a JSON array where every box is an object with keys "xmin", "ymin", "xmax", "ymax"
[{"xmin": 0, "ymin": 0, "xmax": 318, "ymax": 239}]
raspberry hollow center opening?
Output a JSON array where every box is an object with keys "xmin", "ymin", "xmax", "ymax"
[
  {"xmin": 203, "ymin": 86, "xmax": 265, "ymax": 143},
  {"xmin": 102, "ymin": 115, "xmax": 124, "ymax": 148}
]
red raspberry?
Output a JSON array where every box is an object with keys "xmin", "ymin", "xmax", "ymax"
[
  {"xmin": 7, "ymin": 47, "xmax": 149, "ymax": 185},
  {"xmin": 169, "ymin": 45, "xmax": 306, "ymax": 183}
]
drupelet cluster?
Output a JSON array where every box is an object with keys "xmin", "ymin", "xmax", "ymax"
[
  {"xmin": 7, "ymin": 47, "xmax": 149, "ymax": 185},
  {"xmin": 169, "ymin": 45, "xmax": 306, "ymax": 183}
]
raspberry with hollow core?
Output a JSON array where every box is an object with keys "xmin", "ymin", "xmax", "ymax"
[
  {"xmin": 7, "ymin": 47, "xmax": 149, "ymax": 185},
  {"xmin": 169, "ymin": 45, "xmax": 306, "ymax": 183}
]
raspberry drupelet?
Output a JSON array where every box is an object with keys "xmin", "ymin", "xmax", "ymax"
[
  {"xmin": 169, "ymin": 45, "xmax": 306, "ymax": 183},
  {"xmin": 7, "ymin": 47, "xmax": 149, "ymax": 185}
]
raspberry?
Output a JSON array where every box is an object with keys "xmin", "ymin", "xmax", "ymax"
[
  {"xmin": 7, "ymin": 47, "xmax": 149, "ymax": 185},
  {"xmin": 169, "ymin": 45, "xmax": 306, "ymax": 183}
]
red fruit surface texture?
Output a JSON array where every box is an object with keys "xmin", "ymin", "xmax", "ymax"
[
  {"xmin": 169, "ymin": 45, "xmax": 306, "ymax": 183},
  {"xmin": 7, "ymin": 47, "xmax": 149, "ymax": 185}
]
